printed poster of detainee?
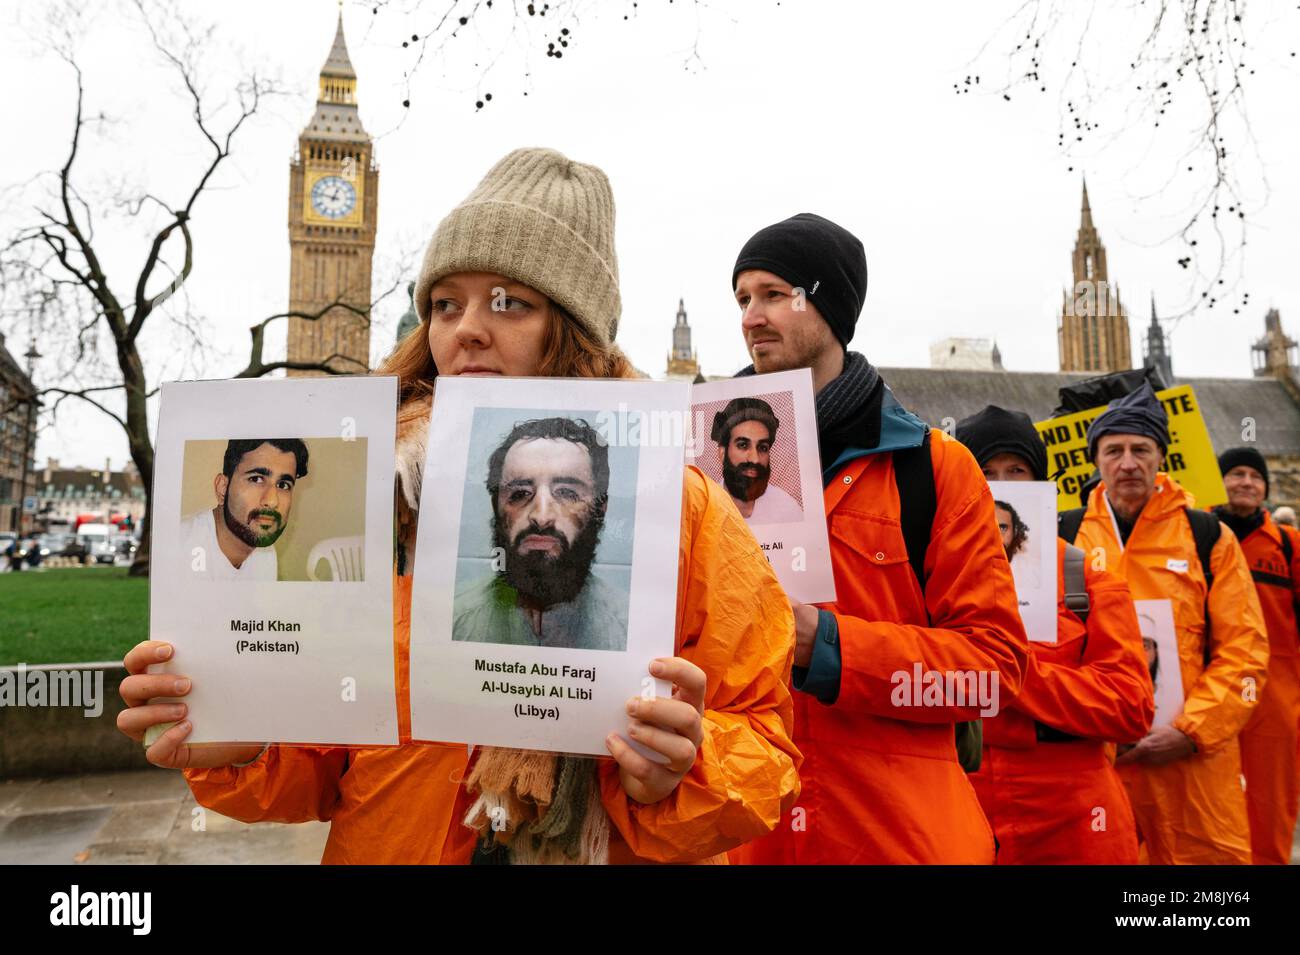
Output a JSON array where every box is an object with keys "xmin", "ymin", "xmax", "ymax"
[
  {"xmin": 149, "ymin": 377, "xmax": 400, "ymax": 746},
  {"xmin": 409, "ymin": 376, "xmax": 689, "ymax": 756},
  {"xmin": 1133, "ymin": 598, "xmax": 1185, "ymax": 729},
  {"xmin": 689, "ymin": 368, "xmax": 835, "ymax": 603},
  {"xmin": 988, "ymin": 481, "xmax": 1058, "ymax": 642}
]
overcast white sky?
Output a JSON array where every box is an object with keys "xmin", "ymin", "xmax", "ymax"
[{"xmin": 3, "ymin": 0, "xmax": 1298, "ymax": 471}]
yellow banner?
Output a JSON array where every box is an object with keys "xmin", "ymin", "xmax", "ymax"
[{"xmin": 1034, "ymin": 385, "xmax": 1227, "ymax": 512}]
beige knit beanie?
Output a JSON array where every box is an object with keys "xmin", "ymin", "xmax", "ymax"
[{"xmin": 414, "ymin": 148, "xmax": 621, "ymax": 346}]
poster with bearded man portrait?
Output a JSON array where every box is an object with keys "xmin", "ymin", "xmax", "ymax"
[
  {"xmin": 149, "ymin": 377, "xmax": 400, "ymax": 746},
  {"xmin": 409, "ymin": 376, "xmax": 689, "ymax": 756},
  {"xmin": 689, "ymin": 368, "xmax": 835, "ymax": 604},
  {"xmin": 988, "ymin": 480, "xmax": 1058, "ymax": 643}
]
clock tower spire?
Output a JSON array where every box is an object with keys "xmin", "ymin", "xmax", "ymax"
[{"xmin": 286, "ymin": 8, "xmax": 379, "ymax": 376}]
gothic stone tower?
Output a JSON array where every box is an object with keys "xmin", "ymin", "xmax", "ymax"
[
  {"xmin": 1058, "ymin": 180, "xmax": 1132, "ymax": 373},
  {"xmin": 286, "ymin": 12, "xmax": 378, "ymax": 376},
  {"xmin": 665, "ymin": 298, "xmax": 701, "ymax": 380}
]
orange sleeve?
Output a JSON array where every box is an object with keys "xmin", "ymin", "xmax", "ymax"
[
  {"xmin": 1173, "ymin": 525, "xmax": 1270, "ymax": 753},
  {"xmin": 1013, "ymin": 556, "xmax": 1154, "ymax": 743},
  {"xmin": 599, "ymin": 467, "xmax": 801, "ymax": 862},
  {"xmin": 184, "ymin": 745, "xmax": 350, "ymax": 824},
  {"xmin": 832, "ymin": 439, "xmax": 1030, "ymax": 721}
]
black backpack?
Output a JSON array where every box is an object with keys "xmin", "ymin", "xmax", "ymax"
[
  {"xmin": 1058, "ymin": 505, "xmax": 1221, "ymax": 667},
  {"xmin": 889, "ymin": 432, "xmax": 984, "ymax": 773}
]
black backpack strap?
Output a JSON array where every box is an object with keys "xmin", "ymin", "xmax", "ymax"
[
  {"xmin": 1062, "ymin": 543, "xmax": 1090, "ymax": 626},
  {"xmin": 1185, "ymin": 507, "xmax": 1222, "ymax": 669},
  {"xmin": 1282, "ymin": 526, "xmax": 1300, "ymax": 627},
  {"xmin": 893, "ymin": 430, "xmax": 935, "ymax": 601},
  {"xmin": 895, "ymin": 433, "xmax": 982, "ymax": 770},
  {"xmin": 1058, "ymin": 507, "xmax": 1086, "ymax": 545}
]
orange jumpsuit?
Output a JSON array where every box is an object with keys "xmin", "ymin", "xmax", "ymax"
[
  {"xmin": 735, "ymin": 433, "xmax": 1030, "ymax": 864},
  {"xmin": 970, "ymin": 538, "xmax": 1153, "ymax": 864},
  {"xmin": 1232, "ymin": 509, "xmax": 1300, "ymax": 865},
  {"xmin": 1075, "ymin": 474, "xmax": 1269, "ymax": 864},
  {"xmin": 185, "ymin": 468, "xmax": 801, "ymax": 863}
]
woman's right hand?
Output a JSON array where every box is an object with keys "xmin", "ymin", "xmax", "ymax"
[{"xmin": 118, "ymin": 641, "xmax": 266, "ymax": 769}]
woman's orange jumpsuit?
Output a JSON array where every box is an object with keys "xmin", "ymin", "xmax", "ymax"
[
  {"xmin": 969, "ymin": 538, "xmax": 1154, "ymax": 863},
  {"xmin": 184, "ymin": 468, "xmax": 801, "ymax": 863}
]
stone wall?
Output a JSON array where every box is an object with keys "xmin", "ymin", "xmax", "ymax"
[{"xmin": 0, "ymin": 663, "xmax": 149, "ymax": 778}]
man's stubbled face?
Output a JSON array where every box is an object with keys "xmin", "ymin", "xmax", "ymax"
[
  {"xmin": 221, "ymin": 444, "xmax": 297, "ymax": 549},
  {"xmin": 492, "ymin": 437, "xmax": 605, "ymax": 606},
  {"xmin": 719, "ymin": 420, "xmax": 773, "ymax": 503}
]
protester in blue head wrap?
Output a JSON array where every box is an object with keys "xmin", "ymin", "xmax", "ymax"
[{"xmin": 1085, "ymin": 382, "xmax": 1170, "ymax": 463}]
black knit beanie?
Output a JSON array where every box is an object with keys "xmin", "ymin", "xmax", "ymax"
[
  {"xmin": 732, "ymin": 213, "xmax": 867, "ymax": 349},
  {"xmin": 1219, "ymin": 446, "xmax": 1269, "ymax": 497},
  {"xmin": 954, "ymin": 405, "xmax": 1049, "ymax": 481}
]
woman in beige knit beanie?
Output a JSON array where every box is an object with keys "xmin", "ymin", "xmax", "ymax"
[{"xmin": 130, "ymin": 148, "xmax": 800, "ymax": 867}]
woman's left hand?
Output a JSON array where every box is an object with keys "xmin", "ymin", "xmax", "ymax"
[{"xmin": 606, "ymin": 657, "xmax": 706, "ymax": 804}]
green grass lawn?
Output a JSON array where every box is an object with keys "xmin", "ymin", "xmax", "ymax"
[{"xmin": 0, "ymin": 566, "xmax": 148, "ymax": 665}]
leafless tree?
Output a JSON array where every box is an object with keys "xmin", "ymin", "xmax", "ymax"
[
  {"xmin": 963, "ymin": 0, "xmax": 1296, "ymax": 332},
  {"xmin": 0, "ymin": 1, "xmax": 402, "ymax": 575}
]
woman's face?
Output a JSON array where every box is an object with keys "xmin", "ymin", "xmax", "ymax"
[{"xmin": 426, "ymin": 272, "xmax": 550, "ymax": 377}]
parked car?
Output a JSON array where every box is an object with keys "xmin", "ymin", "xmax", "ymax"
[{"xmin": 59, "ymin": 535, "xmax": 90, "ymax": 563}]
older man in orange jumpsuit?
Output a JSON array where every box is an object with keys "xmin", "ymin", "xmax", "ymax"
[
  {"xmin": 957, "ymin": 405, "xmax": 1153, "ymax": 864},
  {"xmin": 1069, "ymin": 384, "xmax": 1268, "ymax": 864},
  {"xmin": 1212, "ymin": 447, "xmax": 1300, "ymax": 864}
]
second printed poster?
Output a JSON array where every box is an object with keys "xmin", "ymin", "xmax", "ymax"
[
  {"xmin": 688, "ymin": 368, "xmax": 835, "ymax": 604},
  {"xmin": 409, "ymin": 376, "xmax": 690, "ymax": 756}
]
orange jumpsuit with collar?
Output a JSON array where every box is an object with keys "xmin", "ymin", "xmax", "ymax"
[
  {"xmin": 1075, "ymin": 473, "xmax": 1269, "ymax": 864},
  {"xmin": 184, "ymin": 467, "xmax": 801, "ymax": 864},
  {"xmin": 1230, "ymin": 509, "xmax": 1300, "ymax": 865},
  {"xmin": 969, "ymin": 537, "xmax": 1153, "ymax": 864}
]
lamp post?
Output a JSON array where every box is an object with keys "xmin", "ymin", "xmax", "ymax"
[{"xmin": 19, "ymin": 339, "xmax": 40, "ymax": 536}]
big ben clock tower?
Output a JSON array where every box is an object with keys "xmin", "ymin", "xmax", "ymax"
[{"xmin": 286, "ymin": 10, "xmax": 378, "ymax": 376}]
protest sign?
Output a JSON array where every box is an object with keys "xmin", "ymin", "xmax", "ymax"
[
  {"xmin": 689, "ymin": 368, "xmax": 835, "ymax": 603},
  {"xmin": 1035, "ymin": 385, "xmax": 1226, "ymax": 511},
  {"xmin": 149, "ymin": 377, "xmax": 400, "ymax": 745},
  {"xmin": 408, "ymin": 376, "xmax": 688, "ymax": 756},
  {"xmin": 989, "ymin": 481, "xmax": 1058, "ymax": 642}
]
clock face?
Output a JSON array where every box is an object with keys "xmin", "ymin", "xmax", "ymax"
[{"xmin": 310, "ymin": 175, "xmax": 357, "ymax": 219}]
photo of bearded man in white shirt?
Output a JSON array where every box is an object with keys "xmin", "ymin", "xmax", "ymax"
[{"xmin": 179, "ymin": 438, "xmax": 309, "ymax": 581}]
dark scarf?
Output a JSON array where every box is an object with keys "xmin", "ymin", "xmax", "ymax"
[
  {"xmin": 1212, "ymin": 505, "xmax": 1265, "ymax": 542},
  {"xmin": 736, "ymin": 351, "xmax": 883, "ymax": 472}
]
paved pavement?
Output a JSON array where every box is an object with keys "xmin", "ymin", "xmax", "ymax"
[
  {"xmin": 1, "ymin": 767, "xmax": 1296, "ymax": 864},
  {"xmin": 0, "ymin": 768, "xmax": 328, "ymax": 864}
]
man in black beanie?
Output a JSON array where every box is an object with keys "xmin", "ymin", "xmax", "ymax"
[
  {"xmin": 1212, "ymin": 446, "xmax": 1300, "ymax": 865},
  {"xmin": 728, "ymin": 214, "xmax": 1030, "ymax": 865}
]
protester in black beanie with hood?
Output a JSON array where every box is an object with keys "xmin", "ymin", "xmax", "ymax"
[
  {"xmin": 954, "ymin": 403, "xmax": 1153, "ymax": 865},
  {"xmin": 727, "ymin": 213, "xmax": 1030, "ymax": 866}
]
